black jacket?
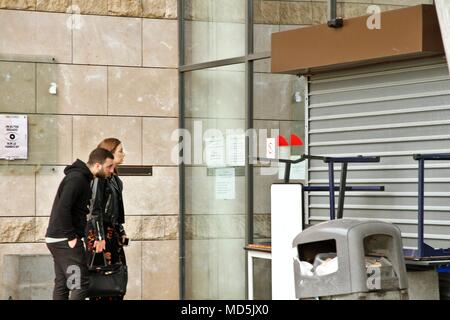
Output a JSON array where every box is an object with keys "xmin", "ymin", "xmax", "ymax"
[
  {"xmin": 45, "ymin": 159, "xmax": 94, "ymax": 240},
  {"xmin": 93, "ymin": 175, "xmax": 125, "ymax": 231}
]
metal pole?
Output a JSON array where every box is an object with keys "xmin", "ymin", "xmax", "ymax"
[
  {"xmin": 328, "ymin": 161, "xmax": 336, "ymax": 220},
  {"xmin": 418, "ymin": 159, "xmax": 425, "ymax": 257},
  {"xmin": 284, "ymin": 162, "xmax": 291, "ymax": 183},
  {"xmin": 327, "ymin": 0, "xmax": 337, "ymax": 21},
  {"xmin": 245, "ymin": 0, "xmax": 254, "ymax": 246},
  {"xmin": 337, "ymin": 162, "xmax": 348, "ymax": 219},
  {"xmin": 177, "ymin": 0, "xmax": 186, "ymax": 300},
  {"xmin": 244, "ymin": 0, "xmax": 254, "ymax": 300}
]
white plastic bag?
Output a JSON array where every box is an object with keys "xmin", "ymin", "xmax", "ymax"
[
  {"xmin": 298, "ymin": 260, "xmax": 314, "ymax": 277},
  {"xmin": 314, "ymin": 257, "xmax": 338, "ymax": 276}
]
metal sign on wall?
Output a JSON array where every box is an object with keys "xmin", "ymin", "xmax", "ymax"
[
  {"xmin": 435, "ymin": 0, "xmax": 450, "ymax": 74},
  {"xmin": 0, "ymin": 115, "xmax": 28, "ymax": 160}
]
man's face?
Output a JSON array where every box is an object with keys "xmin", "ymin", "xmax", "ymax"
[{"xmin": 94, "ymin": 158, "xmax": 115, "ymax": 178}]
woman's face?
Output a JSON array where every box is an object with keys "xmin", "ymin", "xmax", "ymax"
[{"xmin": 113, "ymin": 143, "xmax": 125, "ymax": 165}]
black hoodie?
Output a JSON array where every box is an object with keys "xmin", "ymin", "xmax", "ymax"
[{"xmin": 45, "ymin": 159, "xmax": 94, "ymax": 240}]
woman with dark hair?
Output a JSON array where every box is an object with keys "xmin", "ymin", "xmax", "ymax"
[{"xmin": 86, "ymin": 138, "xmax": 128, "ymax": 300}]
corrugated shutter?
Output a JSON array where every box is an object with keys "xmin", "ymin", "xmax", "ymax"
[{"xmin": 307, "ymin": 56, "xmax": 450, "ymax": 249}]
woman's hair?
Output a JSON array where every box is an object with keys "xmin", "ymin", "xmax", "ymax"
[
  {"xmin": 97, "ymin": 138, "xmax": 122, "ymax": 175},
  {"xmin": 97, "ymin": 138, "xmax": 122, "ymax": 154}
]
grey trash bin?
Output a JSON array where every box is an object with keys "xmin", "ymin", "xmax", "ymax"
[{"xmin": 292, "ymin": 219, "xmax": 409, "ymax": 300}]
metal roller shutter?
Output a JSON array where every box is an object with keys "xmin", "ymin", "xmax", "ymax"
[{"xmin": 306, "ymin": 56, "xmax": 450, "ymax": 249}]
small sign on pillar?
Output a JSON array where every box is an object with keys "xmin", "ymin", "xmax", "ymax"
[{"xmin": 0, "ymin": 115, "xmax": 28, "ymax": 160}]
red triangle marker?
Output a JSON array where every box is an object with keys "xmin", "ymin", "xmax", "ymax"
[
  {"xmin": 291, "ymin": 134, "xmax": 304, "ymax": 146},
  {"xmin": 276, "ymin": 135, "xmax": 289, "ymax": 146}
]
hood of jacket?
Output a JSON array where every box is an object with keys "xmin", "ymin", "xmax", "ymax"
[{"xmin": 64, "ymin": 159, "xmax": 93, "ymax": 180}]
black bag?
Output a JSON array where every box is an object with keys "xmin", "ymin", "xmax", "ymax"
[{"xmin": 87, "ymin": 252, "xmax": 128, "ymax": 298}]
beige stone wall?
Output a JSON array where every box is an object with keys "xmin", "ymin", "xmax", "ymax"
[
  {"xmin": 0, "ymin": 0, "xmax": 177, "ymax": 18},
  {"xmin": 0, "ymin": 1, "xmax": 179, "ymax": 300},
  {"xmin": 254, "ymin": 0, "xmax": 434, "ymax": 25}
]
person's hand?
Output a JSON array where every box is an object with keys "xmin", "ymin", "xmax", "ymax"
[
  {"xmin": 94, "ymin": 240, "xmax": 106, "ymax": 253},
  {"xmin": 68, "ymin": 238, "xmax": 77, "ymax": 248}
]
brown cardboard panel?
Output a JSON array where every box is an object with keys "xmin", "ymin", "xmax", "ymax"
[{"xmin": 271, "ymin": 5, "xmax": 444, "ymax": 75}]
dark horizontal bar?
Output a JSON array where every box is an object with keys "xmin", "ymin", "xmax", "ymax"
[
  {"xmin": 302, "ymin": 155, "xmax": 327, "ymax": 161},
  {"xmin": 304, "ymin": 186, "xmax": 384, "ymax": 192},
  {"xmin": 247, "ymin": 51, "xmax": 271, "ymax": 61},
  {"xmin": 278, "ymin": 158, "xmax": 306, "ymax": 164},
  {"xmin": 413, "ymin": 153, "xmax": 450, "ymax": 161},
  {"xmin": 250, "ymin": 156, "xmax": 306, "ymax": 164},
  {"xmin": 323, "ymin": 156, "xmax": 380, "ymax": 163},
  {"xmin": 119, "ymin": 165, "xmax": 153, "ymax": 176},
  {"xmin": 251, "ymin": 155, "xmax": 381, "ymax": 164}
]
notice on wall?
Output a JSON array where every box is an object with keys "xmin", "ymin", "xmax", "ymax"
[
  {"xmin": 435, "ymin": 0, "xmax": 450, "ymax": 75},
  {"xmin": 278, "ymin": 156, "xmax": 306, "ymax": 180},
  {"xmin": 226, "ymin": 134, "xmax": 245, "ymax": 166},
  {"xmin": 205, "ymin": 135, "xmax": 225, "ymax": 168},
  {"xmin": 0, "ymin": 115, "xmax": 28, "ymax": 160},
  {"xmin": 215, "ymin": 167, "xmax": 236, "ymax": 200}
]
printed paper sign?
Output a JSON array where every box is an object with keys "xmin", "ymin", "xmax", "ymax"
[
  {"xmin": 215, "ymin": 167, "xmax": 236, "ymax": 200},
  {"xmin": 226, "ymin": 134, "xmax": 245, "ymax": 167},
  {"xmin": 205, "ymin": 135, "xmax": 225, "ymax": 168},
  {"xmin": 0, "ymin": 115, "xmax": 28, "ymax": 160}
]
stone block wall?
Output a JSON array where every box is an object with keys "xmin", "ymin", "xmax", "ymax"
[
  {"xmin": 0, "ymin": 0, "xmax": 177, "ymax": 18},
  {"xmin": 3, "ymin": 254, "xmax": 54, "ymax": 300},
  {"xmin": 0, "ymin": 0, "xmax": 179, "ymax": 300},
  {"xmin": 253, "ymin": 0, "xmax": 434, "ymax": 25}
]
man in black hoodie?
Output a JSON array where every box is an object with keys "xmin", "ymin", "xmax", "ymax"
[{"xmin": 45, "ymin": 148, "xmax": 115, "ymax": 300}]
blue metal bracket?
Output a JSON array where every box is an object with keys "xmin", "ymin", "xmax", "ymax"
[
  {"xmin": 253, "ymin": 154, "xmax": 384, "ymax": 220},
  {"xmin": 404, "ymin": 153, "xmax": 450, "ymax": 259}
]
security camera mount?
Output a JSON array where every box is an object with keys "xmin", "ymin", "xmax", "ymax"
[{"xmin": 327, "ymin": 18, "xmax": 344, "ymax": 28}]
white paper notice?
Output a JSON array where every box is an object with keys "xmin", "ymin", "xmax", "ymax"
[
  {"xmin": 0, "ymin": 115, "xmax": 28, "ymax": 160},
  {"xmin": 215, "ymin": 167, "xmax": 235, "ymax": 200},
  {"xmin": 226, "ymin": 134, "xmax": 245, "ymax": 166},
  {"xmin": 205, "ymin": 135, "xmax": 225, "ymax": 168},
  {"xmin": 278, "ymin": 156, "xmax": 306, "ymax": 180},
  {"xmin": 435, "ymin": 0, "xmax": 450, "ymax": 75}
]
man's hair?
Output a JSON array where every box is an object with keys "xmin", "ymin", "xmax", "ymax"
[{"xmin": 87, "ymin": 147, "xmax": 114, "ymax": 166}]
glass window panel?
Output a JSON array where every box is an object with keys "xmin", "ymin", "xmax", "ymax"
[
  {"xmin": 184, "ymin": 0, "xmax": 246, "ymax": 64},
  {"xmin": 252, "ymin": 58, "xmax": 306, "ymax": 243},
  {"xmin": 184, "ymin": 64, "xmax": 246, "ymax": 299}
]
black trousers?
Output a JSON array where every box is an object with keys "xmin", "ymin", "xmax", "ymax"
[{"xmin": 46, "ymin": 238, "xmax": 89, "ymax": 300}]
